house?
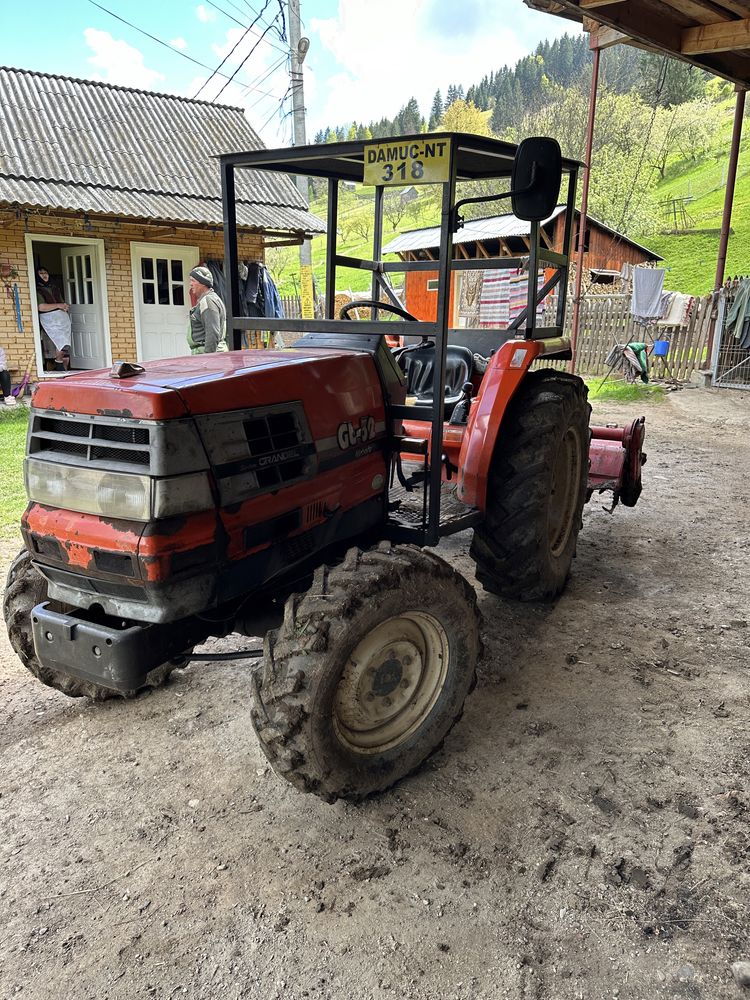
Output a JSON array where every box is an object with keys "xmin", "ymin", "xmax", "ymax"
[
  {"xmin": 0, "ymin": 66, "xmax": 325, "ymax": 381},
  {"xmin": 400, "ymin": 185, "xmax": 419, "ymax": 205},
  {"xmin": 382, "ymin": 206, "xmax": 661, "ymax": 325}
]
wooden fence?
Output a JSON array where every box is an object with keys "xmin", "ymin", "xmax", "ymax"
[
  {"xmin": 552, "ymin": 292, "xmax": 715, "ymax": 379},
  {"xmin": 278, "ymin": 291, "xmax": 714, "ymax": 380}
]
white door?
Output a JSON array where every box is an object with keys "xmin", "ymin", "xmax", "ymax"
[
  {"xmin": 60, "ymin": 246, "xmax": 107, "ymax": 369},
  {"xmin": 132, "ymin": 243, "xmax": 199, "ymax": 361}
]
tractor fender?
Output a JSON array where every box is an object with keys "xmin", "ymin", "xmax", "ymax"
[{"xmin": 457, "ymin": 338, "xmax": 548, "ymax": 510}]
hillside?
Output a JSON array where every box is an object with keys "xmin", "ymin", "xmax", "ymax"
[
  {"xmin": 638, "ymin": 100, "xmax": 750, "ymax": 294},
  {"xmin": 272, "ymin": 116, "xmax": 749, "ymax": 300}
]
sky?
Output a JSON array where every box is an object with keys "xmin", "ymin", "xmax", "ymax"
[{"xmin": 0, "ymin": 0, "xmax": 576, "ymax": 144}]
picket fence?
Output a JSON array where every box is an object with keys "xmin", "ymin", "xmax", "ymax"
[{"xmin": 546, "ymin": 292, "xmax": 714, "ymax": 379}]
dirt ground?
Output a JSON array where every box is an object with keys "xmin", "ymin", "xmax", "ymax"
[{"xmin": 1, "ymin": 387, "xmax": 749, "ymax": 1000}]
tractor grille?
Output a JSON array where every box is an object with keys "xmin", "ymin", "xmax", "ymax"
[
  {"xmin": 243, "ymin": 411, "xmax": 307, "ymax": 488},
  {"xmin": 29, "ymin": 412, "xmax": 152, "ymax": 473},
  {"xmin": 202, "ymin": 402, "xmax": 316, "ymax": 505}
]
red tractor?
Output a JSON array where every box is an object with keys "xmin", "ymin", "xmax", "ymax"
[{"xmin": 4, "ymin": 133, "xmax": 645, "ymax": 802}]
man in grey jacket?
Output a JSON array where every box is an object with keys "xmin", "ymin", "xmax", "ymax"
[{"xmin": 187, "ymin": 266, "xmax": 228, "ymax": 354}]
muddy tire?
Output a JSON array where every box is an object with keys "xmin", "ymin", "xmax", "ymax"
[
  {"xmin": 470, "ymin": 370, "xmax": 590, "ymax": 601},
  {"xmin": 250, "ymin": 542, "xmax": 481, "ymax": 803},
  {"xmin": 3, "ymin": 550, "xmax": 183, "ymax": 700}
]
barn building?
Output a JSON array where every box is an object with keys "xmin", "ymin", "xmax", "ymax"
[{"xmin": 382, "ymin": 206, "xmax": 661, "ymax": 326}]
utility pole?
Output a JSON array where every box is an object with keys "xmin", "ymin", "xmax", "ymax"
[{"xmin": 288, "ymin": 0, "xmax": 314, "ymax": 319}]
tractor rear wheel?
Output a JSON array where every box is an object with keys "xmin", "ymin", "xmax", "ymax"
[
  {"xmin": 3, "ymin": 549, "xmax": 184, "ymax": 700},
  {"xmin": 250, "ymin": 542, "xmax": 481, "ymax": 803},
  {"xmin": 470, "ymin": 370, "xmax": 590, "ymax": 601}
]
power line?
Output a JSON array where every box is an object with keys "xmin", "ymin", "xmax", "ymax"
[
  {"xmin": 193, "ymin": 0, "xmax": 273, "ymax": 99},
  {"xmin": 240, "ymin": 55, "xmax": 288, "ymax": 102},
  {"xmin": 257, "ymin": 87, "xmax": 291, "ymax": 135},
  {"xmin": 201, "ymin": 0, "xmax": 288, "ymax": 55},
  {"xmin": 212, "ymin": 13, "xmax": 285, "ymax": 103},
  {"xmin": 87, "ymin": 0, "xmax": 248, "ymax": 84}
]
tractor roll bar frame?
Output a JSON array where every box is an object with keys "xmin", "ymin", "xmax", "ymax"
[{"xmin": 219, "ymin": 134, "xmax": 580, "ymax": 546}]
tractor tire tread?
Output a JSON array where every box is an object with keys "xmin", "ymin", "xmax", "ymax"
[
  {"xmin": 251, "ymin": 543, "xmax": 481, "ymax": 803},
  {"xmin": 470, "ymin": 370, "xmax": 591, "ymax": 602}
]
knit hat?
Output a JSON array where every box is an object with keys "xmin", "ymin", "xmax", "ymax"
[{"xmin": 190, "ymin": 266, "xmax": 213, "ymax": 287}]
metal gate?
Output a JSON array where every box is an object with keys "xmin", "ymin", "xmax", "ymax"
[{"xmin": 712, "ymin": 278, "xmax": 750, "ymax": 389}]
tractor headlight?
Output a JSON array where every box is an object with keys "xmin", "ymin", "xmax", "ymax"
[{"xmin": 25, "ymin": 460, "xmax": 213, "ymax": 521}]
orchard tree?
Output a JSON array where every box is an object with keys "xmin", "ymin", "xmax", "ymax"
[{"xmin": 383, "ymin": 191, "xmax": 409, "ymax": 230}]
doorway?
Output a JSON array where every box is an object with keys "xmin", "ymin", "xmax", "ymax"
[
  {"xmin": 131, "ymin": 242, "xmax": 198, "ymax": 361},
  {"xmin": 26, "ymin": 235, "xmax": 110, "ymax": 374}
]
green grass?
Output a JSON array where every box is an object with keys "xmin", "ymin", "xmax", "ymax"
[
  {"xmin": 585, "ymin": 378, "xmax": 665, "ymax": 404},
  {"xmin": 0, "ymin": 406, "xmax": 28, "ymax": 540},
  {"xmin": 635, "ymin": 101, "xmax": 750, "ymax": 294}
]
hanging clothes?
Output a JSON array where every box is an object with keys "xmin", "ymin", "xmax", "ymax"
[
  {"xmin": 205, "ymin": 260, "xmax": 285, "ymax": 319},
  {"xmin": 726, "ymin": 277, "xmax": 750, "ymax": 349},
  {"xmin": 631, "ymin": 267, "xmax": 667, "ymax": 321}
]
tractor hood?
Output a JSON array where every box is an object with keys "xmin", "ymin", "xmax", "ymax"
[{"xmin": 32, "ymin": 348, "xmax": 371, "ymax": 420}]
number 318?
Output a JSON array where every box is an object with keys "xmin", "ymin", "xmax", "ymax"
[{"xmin": 382, "ymin": 159, "xmax": 424, "ymax": 182}]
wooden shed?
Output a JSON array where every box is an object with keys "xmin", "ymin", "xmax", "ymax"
[{"xmin": 382, "ymin": 206, "xmax": 661, "ymax": 324}]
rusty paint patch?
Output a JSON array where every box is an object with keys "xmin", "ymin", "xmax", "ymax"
[{"xmin": 61, "ymin": 540, "xmax": 94, "ymax": 570}]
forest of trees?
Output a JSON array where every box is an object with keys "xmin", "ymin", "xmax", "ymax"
[{"xmin": 311, "ymin": 33, "xmax": 734, "ymax": 239}]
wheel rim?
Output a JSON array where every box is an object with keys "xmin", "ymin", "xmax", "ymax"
[
  {"xmin": 333, "ymin": 612, "xmax": 450, "ymax": 755},
  {"xmin": 548, "ymin": 426, "xmax": 582, "ymax": 558}
]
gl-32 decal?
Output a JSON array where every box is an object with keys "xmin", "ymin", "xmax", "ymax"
[{"xmin": 337, "ymin": 415, "xmax": 376, "ymax": 450}]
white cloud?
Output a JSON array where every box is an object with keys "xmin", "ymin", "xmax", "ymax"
[
  {"xmin": 170, "ymin": 37, "xmax": 188, "ymax": 51},
  {"xmin": 83, "ymin": 28, "xmax": 165, "ymax": 89},
  {"xmin": 307, "ymin": 0, "xmax": 574, "ymax": 131},
  {"xmin": 196, "ymin": 4, "xmax": 216, "ymax": 23}
]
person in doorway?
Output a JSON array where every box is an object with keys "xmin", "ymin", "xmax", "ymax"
[
  {"xmin": 0, "ymin": 346, "xmax": 14, "ymax": 405},
  {"xmin": 35, "ymin": 267, "xmax": 71, "ymax": 370},
  {"xmin": 187, "ymin": 266, "xmax": 228, "ymax": 354}
]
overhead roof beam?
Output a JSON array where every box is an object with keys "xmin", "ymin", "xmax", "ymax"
[
  {"xmin": 682, "ymin": 17, "xmax": 750, "ymax": 53},
  {"xmin": 659, "ymin": 0, "xmax": 734, "ymax": 25}
]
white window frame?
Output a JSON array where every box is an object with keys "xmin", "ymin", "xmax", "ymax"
[{"xmin": 130, "ymin": 242, "xmax": 200, "ymax": 361}]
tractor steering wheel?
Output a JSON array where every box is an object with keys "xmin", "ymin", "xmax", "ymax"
[{"xmin": 339, "ymin": 300, "xmax": 419, "ymax": 322}]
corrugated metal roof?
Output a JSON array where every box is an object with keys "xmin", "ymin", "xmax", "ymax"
[
  {"xmin": 0, "ymin": 67, "xmax": 325, "ymax": 234},
  {"xmin": 382, "ymin": 207, "xmax": 567, "ymax": 254},
  {"xmin": 382, "ymin": 205, "xmax": 661, "ymax": 260}
]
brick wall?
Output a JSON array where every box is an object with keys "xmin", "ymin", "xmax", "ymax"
[{"xmin": 0, "ymin": 211, "xmax": 264, "ymax": 380}]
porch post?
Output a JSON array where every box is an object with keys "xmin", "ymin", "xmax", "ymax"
[
  {"xmin": 569, "ymin": 43, "xmax": 601, "ymax": 374},
  {"xmin": 707, "ymin": 87, "xmax": 746, "ymax": 362}
]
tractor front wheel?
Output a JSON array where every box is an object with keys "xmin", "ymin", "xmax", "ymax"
[
  {"xmin": 3, "ymin": 550, "xmax": 184, "ymax": 700},
  {"xmin": 470, "ymin": 370, "xmax": 590, "ymax": 601},
  {"xmin": 250, "ymin": 543, "xmax": 481, "ymax": 803}
]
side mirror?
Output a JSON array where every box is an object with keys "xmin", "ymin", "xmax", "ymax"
[{"xmin": 511, "ymin": 137, "xmax": 562, "ymax": 222}]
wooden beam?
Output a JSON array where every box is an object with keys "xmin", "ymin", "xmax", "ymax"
[
  {"xmin": 580, "ymin": 0, "xmax": 625, "ymax": 7},
  {"xmin": 263, "ymin": 237, "xmax": 303, "ymax": 248},
  {"xmin": 659, "ymin": 0, "xmax": 733, "ymax": 25},
  {"xmin": 682, "ymin": 16, "xmax": 750, "ymax": 51},
  {"xmin": 720, "ymin": 0, "xmax": 750, "ymax": 16},
  {"xmin": 584, "ymin": 18, "xmax": 632, "ymax": 46}
]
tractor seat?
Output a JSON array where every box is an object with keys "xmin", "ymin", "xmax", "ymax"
[{"xmin": 399, "ymin": 343, "xmax": 474, "ymax": 416}]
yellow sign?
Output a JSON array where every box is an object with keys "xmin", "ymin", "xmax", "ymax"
[
  {"xmin": 363, "ymin": 138, "xmax": 451, "ymax": 187},
  {"xmin": 300, "ymin": 264, "xmax": 315, "ymax": 319}
]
